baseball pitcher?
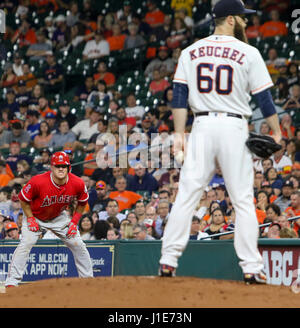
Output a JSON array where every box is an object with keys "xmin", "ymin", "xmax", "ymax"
[
  {"xmin": 159, "ymin": 0, "xmax": 282, "ymax": 284},
  {"xmin": 5, "ymin": 151, "xmax": 93, "ymax": 287}
]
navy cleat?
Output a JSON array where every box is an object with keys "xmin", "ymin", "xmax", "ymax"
[
  {"xmin": 159, "ymin": 264, "xmax": 176, "ymax": 277},
  {"xmin": 244, "ymin": 270, "xmax": 267, "ymax": 285}
]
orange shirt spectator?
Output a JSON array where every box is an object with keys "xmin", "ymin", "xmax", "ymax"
[
  {"xmin": 259, "ymin": 10, "xmax": 288, "ymax": 39},
  {"xmin": 11, "ymin": 21, "xmax": 37, "ymax": 47},
  {"xmin": 30, "ymin": 0, "xmax": 59, "ymax": 13},
  {"xmin": 145, "ymin": 1, "xmax": 165, "ymax": 28},
  {"xmin": 0, "ymin": 162, "xmax": 14, "ymax": 187},
  {"xmin": 149, "ymin": 69, "xmax": 171, "ymax": 95},
  {"xmin": 256, "ymin": 208, "xmax": 266, "ymax": 224},
  {"xmin": 83, "ymin": 152, "xmax": 96, "ymax": 176},
  {"xmin": 109, "ymin": 190, "xmax": 142, "ymax": 212},
  {"xmin": 106, "ymin": 23, "xmax": 126, "ymax": 51},
  {"xmin": 93, "ymin": 61, "xmax": 116, "ymax": 87},
  {"xmin": 246, "ymin": 15, "xmax": 262, "ymax": 39}
]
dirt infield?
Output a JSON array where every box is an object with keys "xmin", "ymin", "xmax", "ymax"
[{"xmin": 0, "ymin": 276, "xmax": 299, "ymax": 308}]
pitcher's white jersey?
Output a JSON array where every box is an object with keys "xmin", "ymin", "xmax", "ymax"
[{"xmin": 173, "ymin": 35, "xmax": 273, "ymax": 117}]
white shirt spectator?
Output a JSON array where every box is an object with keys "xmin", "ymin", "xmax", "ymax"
[
  {"xmin": 98, "ymin": 211, "xmax": 126, "ymax": 222},
  {"xmin": 82, "ymin": 39, "xmax": 110, "ymax": 60},
  {"xmin": 270, "ymin": 154, "xmax": 293, "ymax": 172},
  {"xmin": 71, "ymin": 119, "xmax": 99, "ymax": 141},
  {"xmin": 125, "ymin": 105, "xmax": 145, "ymax": 124}
]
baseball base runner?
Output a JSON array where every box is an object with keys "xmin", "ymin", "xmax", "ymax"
[
  {"xmin": 158, "ymin": 0, "xmax": 282, "ymax": 284},
  {"xmin": 5, "ymin": 151, "xmax": 93, "ymax": 287}
]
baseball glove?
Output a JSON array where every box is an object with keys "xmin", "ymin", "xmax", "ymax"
[{"xmin": 246, "ymin": 132, "xmax": 282, "ymax": 158}]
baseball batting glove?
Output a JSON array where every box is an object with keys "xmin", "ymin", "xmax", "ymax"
[
  {"xmin": 27, "ymin": 217, "xmax": 39, "ymax": 232},
  {"xmin": 66, "ymin": 221, "xmax": 78, "ymax": 238},
  {"xmin": 246, "ymin": 132, "xmax": 282, "ymax": 159}
]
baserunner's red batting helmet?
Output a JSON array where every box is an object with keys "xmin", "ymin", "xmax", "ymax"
[{"xmin": 51, "ymin": 151, "xmax": 71, "ymax": 167}]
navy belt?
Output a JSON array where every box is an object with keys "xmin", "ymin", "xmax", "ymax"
[{"xmin": 195, "ymin": 111, "xmax": 243, "ymax": 119}]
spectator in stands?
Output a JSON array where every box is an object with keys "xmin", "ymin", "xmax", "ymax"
[
  {"xmin": 259, "ymin": 9, "xmax": 288, "ymax": 39},
  {"xmin": 5, "ymin": 141, "xmax": 33, "ymax": 175},
  {"xmin": 175, "ymin": 8, "xmax": 194, "ymax": 29},
  {"xmin": 256, "ymin": 190, "xmax": 270, "ymax": 213},
  {"xmin": 56, "ymin": 99, "xmax": 77, "ymax": 128},
  {"xmin": 115, "ymin": 0, "xmax": 133, "ymax": 23},
  {"xmin": 88, "ymin": 180, "xmax": 110, "ymax": 213},
  {"xmin": 15, "ymin": 80, "xmax": 31, "ymax": 106},
  {"xmin": 48, "ymin": 119, "xmax": 76, "ymax": 149},
  {"xmin": 45, "ymin": 112, "xmax": 58, "ymax": 133},
  {"xmin": 71, "ymin": 107, "xmax": 102, "ymax": 141},
  {"xmin": 133, "ymin": 223, "xmax": 156, "ymax": 240},
  {"xmin": 116, "ymin": 106, "xmax": 136, "ymax": 132},
  {"xmin": 18, "ymin": 63, "xmax": 37, "ymax": 92},
  {"xmin": 246, "ymin": 14, "xmax": 262, "ymax": 39},
  {"xmin": 26, "ymin": 29, "xmax": 52, "ymax": 62},
  {"xmin": 93, "ymin": 61, "xmax": 116, "ymax": 88},
  {"xmin": 126, "ymin": 211, "xmax": 138, "ymax": 225},
  {"xmin": 124, "ymin": 22, "xmax": 146, "ymax": 50},
  {"xmin": 190, "ymin": 215, "xmax": 210, "ymax": 240},
  {"xmin": 106, "ymin": 227, "xmax": 120, "ymax": 240},
  {"xmin": 119, "ymin": 220, "xmax": 134, "ymax": 239},
  {"xmin": 0, "ymin": 160, "xmax": 14, "ymax": 188},
  {"xmin": 39, "ymin": 51, "xmax": 64, "ymax": 94},
  {"xmin": 82, "ymin": 30, "xmax": 110, "ymax": 61},
  {"xmin": 4, "ymin": 222, "xmax": 20, "ymax": 240},
  {"xmin": 274, "ymin": 179, "xmax": 293, "ymax": 212},
  {"xmin": 65, "ymin": 1, "xmax": 80, "ymax": 27},
  {"xmin": 144, "ymin": 45, "xmax": 175, "ymax": 79},
  {"xmin": 0, "ymin": 64, "xmax": 18, "ymax": 90},
  {"xmin": 92, "ymin": 220, "xmax": 111, "ymax": 240},
  {"xmin": 26, "ymin": 109, "xmax": 40, "ymax": 141},
  {"xmin": 87, "ymin": 79, "xmax": 112, "ymax": 105},
  {"xmin": 33, "ymin": 148, "xmax": 51, "ymax": 173},
  {"xmin": 4, "ymin": 121, "xmax": 31, "ymax": 148},
  {"xmin": 11, "ymin": 20, "xmax": 37, "ymax": 47},
  {"xmin": 109, "ymin": 176, "xmax": 142, "ymax": 212},
  {"xmin": 79, "ymin": 0, "xmax": 98, "ymax": 25},
  {"xmin": 271, "ymin": 138, "xmax": 293, "ymax": 173},
  {"xmin": 264, "ymin": 167, "xmax": 283, "ymax": 196},
  {"xmin": 131, "ymin": 12, "xmax": 152, "ymax": 38},
  {"xmin": 28, "ymin": 84, "xmax": 44, "ymax": 110},
  {"xmin": 265, "ymin": 48, "xmax": 287, "ymax": 80},
  {"xmin": 286, "ymin": 63, "xmax": 300, "ymax": 88},
  {"xmin": 150, "ymin": 15, "xmax": 171, "ymax": 46},
  {"xmin": 167, "ymin": 17, "xmax": 190, "ymax": 49},
  {"xmin": 124, "ymin": 93, "xmax": 145, "ymax": 125},
  {"xmin": 171, "ymin": 0, "xmax": 194, "ymax": 17},
  {"xmin": 12, "ymin": 52, "xmax": 24, "ymax": 77},
  {"xmin": 203, "ymin": 207, "xmax": 227, "ymax": 240},
  {"xmin": 52, "ymin": 14, "xmax": 70, "ymax": 51},
  {"xmin": 144, "ymin": 0, "xmax": 165, "ymax": 29},
  {"xmin": 106, "ymin": 23, "xmax": 127, "ymax": 52},
  {"xmin": 266, "ymin": 222, "xmax": 281, "ymax": 238},
  {"xmin": 44, "ymin": 16, "xmax": 55, "ymax": 40},
  {"xmin": 73, "ymin": 76, "xmax": 95, "ymax": 102},
  {"xmin": 78, "ymin": 214, "xmax": 94, "ymax": 240},
  {"xmin": 274, "ymin": 78, "xmax": 289, "ymax": 106},
  {"xmin": 33, "ymin": 120, "xmax": 53, "ymax": 149},
  {"xmin": 98, "ymin": 198, "xmax": 126, "ymax": 222},
  {"xmin": 64, "ymin": 23, "xmax": 94, "ymax": 53},
  {"xmin": 149, "ymin": 69, "xmax": 171, "ymax": 95},
  {"xmin": 282, "ymin": 84, "xmax": 300, "ymax": 111}
]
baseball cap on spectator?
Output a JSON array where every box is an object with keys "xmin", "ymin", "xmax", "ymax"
[
  {"xmin": 212, "ymin": 0, "xmax": 256, "ymax": 19},
  {"xmin": 157, "ymin": 99, "xmax": 167, "ymax": 107},
  {"xmin": 261, "ymin": 181, "xmax": 272, "ymax": 188},
  {"xmin": 45, "ymin": 16, "xmax": 53, "ymax": 22},
  {"xmin": 5, "ymin": 222, "xmax": 18, "ymax": 232},
  {"xmin": 63, "ymin": 148, "xmax": 73, "ymax": 155},
  {"xmin": 45, "ymin": 112, "xmax": 56, "ymax": 119},
  {"xmin": 85, "ymin": 102, "xmax": 95, "ymax": 110},
  {"xmin": 282, "ymin": 180, "xmax": 293, "ymax": 188},
  {"xmin": 59, "ymin": 99, "xmax": 69, "ymax": 107},
  {"xmin": 94, "ymin": 106, "xmax": 106, "ymax": 114},
  {"xmin": 45, "ymin": 50, "xmax": 54, "ymax": 56},
  {"xmin": 6, "ymin": 88, "xmax": 15, "ymax": 95},
  {"xmin": 144, "ymin": 218, "xmax": 155, "ymax": 228},
  {"xmin": 96, "ymin": 180, "xmax": 106, "ymax": 189},
  {"xmin": 40, "ymin": 148, "xmax": 52, "ymax": 155},
  {"xmin": 158, "ymin": 124, "xmax": 169, "ymax": 132}
]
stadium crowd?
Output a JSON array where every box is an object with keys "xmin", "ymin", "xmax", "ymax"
[{"xmin": 0, "ymin": 0, "xmax": 299, "ymax": 242}]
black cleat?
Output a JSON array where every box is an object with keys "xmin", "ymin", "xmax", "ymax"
[
  {"xmin": 159, "ymin": 264, "xmax": 176, "ymax": 277},
  {"xmin": 244, "ymin": 270, "xmax": 267, "ymax": 285}
]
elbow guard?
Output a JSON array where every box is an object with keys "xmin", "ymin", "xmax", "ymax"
[
  {"xmin": 172, "ymin": 82, "xmax": 189, "ymax": 109},
  {"xmin": 254, "ymin": 89, "xmax": 277, "ymax": 118}
]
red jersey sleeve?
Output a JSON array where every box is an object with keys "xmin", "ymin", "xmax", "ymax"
[
  {"xmin": 19, "ymin": 178, "xmax": 38, "ymax": 203},
  {"xmin": 77, "ymin": 179, "xmax": 89, "ymax": 205}
]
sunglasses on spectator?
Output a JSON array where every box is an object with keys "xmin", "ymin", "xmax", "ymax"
[{"xmin": 54, "ymin": 165, "xmax": 68, "ymax": 169}]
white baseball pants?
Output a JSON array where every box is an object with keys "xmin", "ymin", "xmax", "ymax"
[
  {"xmin": 5, "ymin": 212, "xmax": 93, "ymax": 286},
  {"xmin": 160, "ymin": 114, "xmax": 264, "ymax": 274}
]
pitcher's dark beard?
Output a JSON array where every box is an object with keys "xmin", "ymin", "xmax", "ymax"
[{"xmin": 234, "ymin": 18, "xmax": 249, "ymax": 44}]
